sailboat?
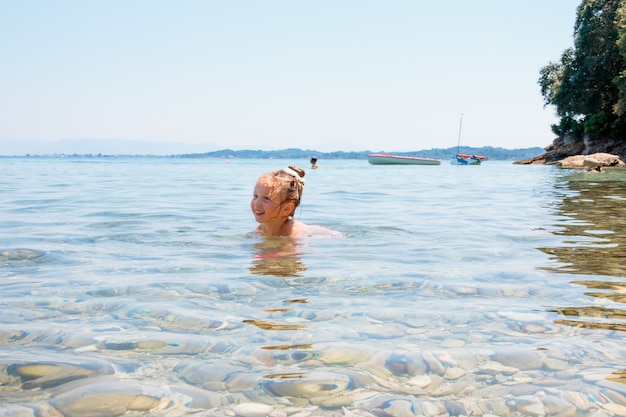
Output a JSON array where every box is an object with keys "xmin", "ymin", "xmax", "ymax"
[{"xmin": 450, "ymin": 114, "xmax": 486, "ymax": 165}]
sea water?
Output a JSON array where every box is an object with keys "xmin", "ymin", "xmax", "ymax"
[{"xmin": 1, "ymin": 156, "xmax": 625, "ymax": 416}]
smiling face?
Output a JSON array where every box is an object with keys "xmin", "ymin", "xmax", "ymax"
[{"xmin": 250, "ymin": 180, "xmax": 294, "ymax": 227}]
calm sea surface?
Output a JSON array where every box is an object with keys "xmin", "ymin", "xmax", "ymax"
[{"xmin": 1, "ymin": 157, "xmax": 626, "ymax": 416}]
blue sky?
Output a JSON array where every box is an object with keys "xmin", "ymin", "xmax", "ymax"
[{"xmin": 1, "ymin": 1, "xmax": 580, "ymax": 152}]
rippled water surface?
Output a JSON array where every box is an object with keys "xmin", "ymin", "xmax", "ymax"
[{"xmin": 1, "ymin": 157, "xmax": 626, "ymax": 416}]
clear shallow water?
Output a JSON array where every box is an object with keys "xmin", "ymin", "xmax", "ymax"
[{"xmin": 1, "ymin": 157, "xmax": 625, "ymax": 416}]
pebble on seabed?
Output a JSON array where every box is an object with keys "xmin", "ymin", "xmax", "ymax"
[
  {"xmin": 232, "ymin": 402, "xmax": 274, "ymax": 417},
  {"xmin": 1, "ymin": 248, "xmax": 45, "ymax": 261},
  {"xmin": 49, "ymin": 378, "xmax": 169, "ymax": 417},
  {"xmin": 258, "ymin": 371, "xmax": 352, "ymax": 398},
  {"xmin": 5, "ymin": 357, "xmax": 115, "ymax": 389}
]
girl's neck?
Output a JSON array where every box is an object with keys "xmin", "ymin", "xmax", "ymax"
[{"xmin": 260, "ymin": 218, "xmax": 295, "ymax": 237}]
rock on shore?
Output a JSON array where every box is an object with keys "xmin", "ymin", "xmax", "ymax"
[
  {"xmin": 558, "ymin": 153, "xmax": 625, "ymax": 168},
  {"xmin": 514, "ymin": 133, "xmax": 626, "ymax": 167},
  {"xmin": 515, "ymin": 152, "xmax": 625, "ymax": 168}
]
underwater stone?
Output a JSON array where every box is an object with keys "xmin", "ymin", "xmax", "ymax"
[
  {"xmin": 232, "ymin": 402, "xmax": 275, "ymax": 417},
  {"xmin": 6, "ymin": 358, "xmax": 114, "ymax": 389},
  {"xmin": 49, "ymin": 378, "xmax": 168, "ymax": 417}
]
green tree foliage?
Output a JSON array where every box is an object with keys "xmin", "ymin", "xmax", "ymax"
[
  {"xmin": 539, "ymin": 0, "xmax": 626, "ymax": 141},
  {"xmin": 615, "ymin": 3, "xmax": 626, "ymax": 115}
]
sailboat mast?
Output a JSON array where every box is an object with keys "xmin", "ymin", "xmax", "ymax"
[{"xmin": 456, "ymin": 113, "xmax": 463, "ymax": 155}]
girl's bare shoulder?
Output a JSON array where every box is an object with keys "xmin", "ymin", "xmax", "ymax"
[{"xmin": 296, "ymin": 223, "xmax": 343, "ymax": 238}]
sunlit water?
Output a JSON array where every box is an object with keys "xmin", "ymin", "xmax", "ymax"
[{"xmin": 1, "ymin": 157, "xmax": 626, "ymax": 416}]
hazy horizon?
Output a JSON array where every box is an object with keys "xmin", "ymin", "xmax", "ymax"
[{"xmin": 0, "ymin": 137, "xmax": 545, "ymax": 156}]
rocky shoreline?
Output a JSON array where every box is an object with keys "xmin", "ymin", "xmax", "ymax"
[{"xmin": 514, "ymin": 134, "xmax": 626, "ymax": 168}]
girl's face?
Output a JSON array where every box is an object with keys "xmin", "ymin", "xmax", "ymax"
[{"xmin": 251, "ymin": 181, "xmax": 291, "ymax": 224}]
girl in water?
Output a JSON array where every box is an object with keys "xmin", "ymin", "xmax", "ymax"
[{"xmin": 250, "ymin": 166, "xmax": 308, "ymax": 237}]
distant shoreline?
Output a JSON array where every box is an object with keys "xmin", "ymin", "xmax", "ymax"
[{"xmin": 0, "ymin": 146, "xmax": 546, "ymax": 161}]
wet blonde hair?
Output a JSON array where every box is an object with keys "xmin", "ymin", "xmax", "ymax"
[{"xmin": 257, "ymin": 165, "xmax": 306, "ymax": 216}]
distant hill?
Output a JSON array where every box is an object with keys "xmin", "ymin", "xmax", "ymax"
[
  {"xmin": 0, "ymin": 138, "xmax": 545, "ymax": 161},
  {"xmin": 175, "ymin": 146, "xmax": 545, "ymax": 161}
]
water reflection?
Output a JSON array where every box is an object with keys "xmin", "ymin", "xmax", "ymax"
[
  {"xmin": 607, "ymin": 369, "xmax": 626, "ymax": 384},
  {"xmin": 242, "ymin": 319, "xmax": 307, "ymax": 331},
  {"xmin": 247, "ymin": 239, "xmax": 313, "ymax": 359},
  {"xmin": 540, "ymin": 169, "xmax": 626, "ymax": 277},
  {"xmin": 540, "ymin": 168, "xmax": 626, "ymax": 332},
  {"xmin": 249, "ymin": 238, "xmax": 307, "ymax": 277}
]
